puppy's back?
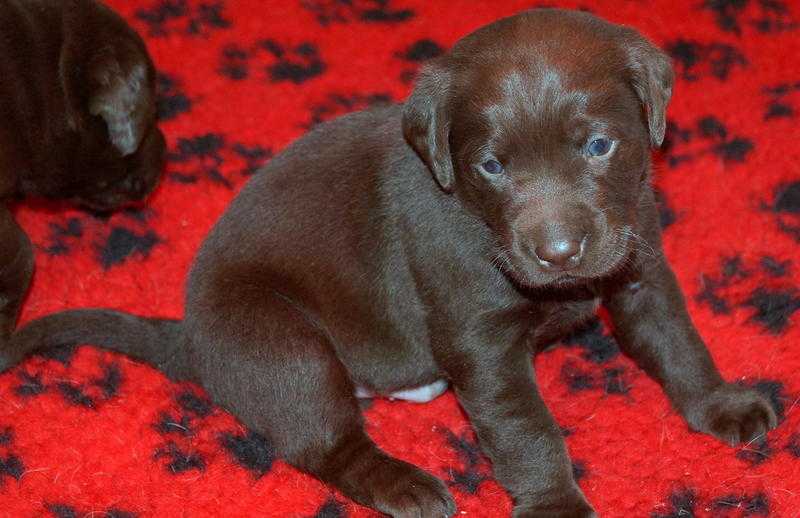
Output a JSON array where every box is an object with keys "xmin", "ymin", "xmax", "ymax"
[{"xmin": 185, "ymin": 104, "xmax": 440, "ymax": 314}]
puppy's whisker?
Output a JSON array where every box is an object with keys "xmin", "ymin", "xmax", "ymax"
[{"xmin": 620, "ymin": 227, "xmax": 660, "ymax": 261}]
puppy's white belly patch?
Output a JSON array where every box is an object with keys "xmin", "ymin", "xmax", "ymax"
[{"xmin": 355, "ymin": 379, "xmax": 448, "ymax": 403}]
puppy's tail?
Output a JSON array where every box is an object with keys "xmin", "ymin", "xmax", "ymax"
[{"xmin": 1, "ymin": 309, "xmax": 190, "ymax": 380}]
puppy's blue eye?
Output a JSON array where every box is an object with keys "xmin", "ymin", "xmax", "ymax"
[
  {"xmin": 587, "ymin": 137, "xmax": 613, "ymax": 157},
  {"xmin": 482, "ymin": 159, "xmax": 504, "ymax": 174}
]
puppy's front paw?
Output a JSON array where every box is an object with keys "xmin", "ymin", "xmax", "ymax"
[
  {"xmin": 683, "ymin": 383, "xmax": 778, "ymax": 446},
  {"xmin": 513, "ymin": 493, "xmax": 596, "ymax": 518},
  {"xmin": 513, "ymin": 506, "xmax": 596, "ymax": 518},
  {"xmin": 368, "ymin": 459, "xmax": 456, "ymax": 518}
]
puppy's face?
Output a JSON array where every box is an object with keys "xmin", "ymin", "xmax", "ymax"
[
  {"xmin": 404, "ymin": 9, "xmax": 673, "ymax": 288},
  {"xmin": 448, "ymin": 60, "xmax": 655, "ymax": 288}
]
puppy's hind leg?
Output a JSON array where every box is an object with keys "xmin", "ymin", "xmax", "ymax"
[
  {"xmin": 0, "ymin": 207, "xmax": 33, "ymax": 340},
  {"xmin": 195, "ymin": 282, "xmax": 456, "ymax": 518}
]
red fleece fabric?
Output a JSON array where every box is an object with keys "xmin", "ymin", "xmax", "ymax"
[{"xmin": 2, "ymin": 1, "xmax": 800, "ymax": 516}]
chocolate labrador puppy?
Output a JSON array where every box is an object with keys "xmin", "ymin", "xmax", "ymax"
[
  {"xmin": 1, "ymin": 9, "xmax": 777, "ymax": 517},
  {"xmin": 0, "ymin": 0, "xmax": 165, "ymax": 338}
]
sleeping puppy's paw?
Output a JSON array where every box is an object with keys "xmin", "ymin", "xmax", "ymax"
[{"xmin": 683, "ymin": 383, "xmax": 778, "ymax": 446}]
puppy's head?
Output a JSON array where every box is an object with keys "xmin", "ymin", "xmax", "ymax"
[
  {"xmin": 59, "ymin": 11, "xmax": 165, "ymax": 212},
  {"xmin": 403, "ymin": 8, "xmax": 673, "ymax": 288}
]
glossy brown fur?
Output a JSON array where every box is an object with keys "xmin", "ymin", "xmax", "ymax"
[
  {"xmin": 0, "ymin": 0, "xmax": 164, "ymax": 338},
  {"xmin": 3, "ymin": 9, "xmax": 776, "ymax": 517}
]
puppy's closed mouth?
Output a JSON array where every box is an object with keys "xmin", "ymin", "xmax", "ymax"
[{"xmin": 492, "ymin": 250, "xmax": 580, "ymax": 289}]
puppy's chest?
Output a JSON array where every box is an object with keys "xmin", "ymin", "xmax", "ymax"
[{"xmin": 528, "ymin": 296, "xmax": 601, "ymax": 350}]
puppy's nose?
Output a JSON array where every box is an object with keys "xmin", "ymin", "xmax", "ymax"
[{"xmin": 534, "ymin": 237, "xmax": 584, "ymax": 271}]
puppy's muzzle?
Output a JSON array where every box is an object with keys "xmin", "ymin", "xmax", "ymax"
[
  {"xmin": 531, "ymin": 234, "xmax": 587, "ymax": 272},
  {"xmin": 519, "ymin": 220, "xmax": 588, "ymax": 273}
]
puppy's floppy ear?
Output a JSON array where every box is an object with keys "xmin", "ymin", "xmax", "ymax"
[
  {"xmin": 86, "ymin": 48, "xmax": 151, "ymax": 156},
  {"xmin": 624, "ymin": 33, "xmax": 674, "ymax": 148},
  {"xmin": 402, "ymin": 63, "xmax": 454, "ymax": 192}
]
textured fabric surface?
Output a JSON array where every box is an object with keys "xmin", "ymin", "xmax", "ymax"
[{"xmin": 1, "ymin": 1, "xmax": 799, "ymax": 516}]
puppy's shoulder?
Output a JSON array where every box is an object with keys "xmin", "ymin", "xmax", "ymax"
[
  {"xmin": 268, "ymin": 104, "xmax": 406, "ymax": 169},
  {"xmin": 309, "ymin": 103, "xmax": 403, "ymax": 146}
]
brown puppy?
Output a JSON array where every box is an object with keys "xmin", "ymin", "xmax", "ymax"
[
  {"xmin": 2, "ymin": 9, "xmax": 777, "ymax": 517},
  {"xmin": 0, "ymin": 0, "xmax": 165, "ymax": 338}
]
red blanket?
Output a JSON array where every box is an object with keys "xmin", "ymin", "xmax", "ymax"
[{"xmin": 2, "ymin": 1, "xmax": 799, "ymax": 516}]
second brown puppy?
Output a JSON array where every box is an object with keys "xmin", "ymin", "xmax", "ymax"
[
  {"xmin": 0, "ymin": 0, "xmax": 164, "ymax": 338},
  {"xmin": 3, "ymin": 9, "xmax": 777, "ymax": 517}
]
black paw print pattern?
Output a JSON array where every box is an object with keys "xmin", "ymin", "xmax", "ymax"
[
  {"xmin": 442, "ymin": 428, "xmax": 491, "ymax": 494},
  {"xmin": 666, "ymin": 39, "xmax": 748, "ymax": 81},
  {"xmin": 771, "ymin": 180, "xmax": 800, "ymax": 242},
  {"xmin": 39, "ymin": 208, "xmax": 163, "ymax": 271},
  {"xmin": 556, "ymin": 319, "xmax": 637, "ymax": 401},
  {"xmin": 167, "ymin": 133, "xmax": 272, "ymax": 188},
  {"xmin": 13, "ymin": 363, "xmax": 124, "ymax": 410},
  {"xmin": 654, "ymin": 487, "xmax": 772, "ymax": 517},
  {"xmin": 663, "ymin": 116, "xmax": 754, "ymax": 168},
  {"xmin": 701, "ymin": 0, "xmax": 798, "ymax": 34},
  {"xmin": 156, "ymin": 72, "xmax": 192, "ymax": 121},
  {"xmin": 301, "ymin": 0, "xmax": 415, "ymax": 26},
  {"xmin": 0, "ymin": 428, "xmax": 23, "ymax": 488},
  {"xmin": 312, "ymin": 498, "xmax": 346, "ymax": 518},
  {"xmin": 46, "ymin": 504, "xmax": 137, "ymax": 518},
  {"xmin": 560, "ymin": 361, "xmax": 633, "ymax": 397},
  {"xmin": 150, "ymin": 389, "xmax": 276, "ymax": 478},
  {"xmin": 653, "ymin": 490, "xmax": 698, "ymax": 518},
  {"xmin": 696, "ymin": 255, "xmax": 800, "ymax": 334},
  {"xmin": 136, "ymin": 0, "xmax": 231, "ymax": 37},
  {"xmin": 219, "ymin": 40, "xmax": 326, "ymax": 85},
  {"xmin": 151, "ymin": 390, "xmax": 213, "ymax": 474},
  {"xmin": 99, "ymin": 224, "xmax": 161, "ymax": 270},
  {"xmin": 562, "ymin": 319, "xmax": 620, "ymax": 364},
  {"xmin": 762, "ymin": 81, "xmax": 800, "ymax": 120},
  {"xmin": 220, "ymin": 430, "xmax": 275, "ymax": 477},
  {"xmin": 43, "ymin": 217, "xmax": 83, "ymax": 256}
]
